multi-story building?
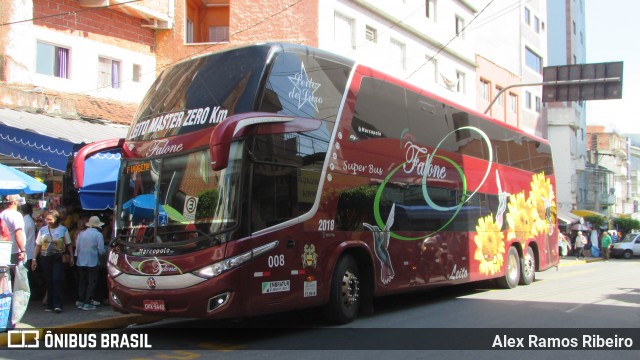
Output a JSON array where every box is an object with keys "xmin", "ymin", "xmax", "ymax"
[
  {"xmin": 0, "ymin": 0, "xmax": 160, "ymax": 208},
  {"xmin": 473, "ymin": 0, "xmax": 547, "ymax": 138},
  {"xmin": 586, "ymin": 126, "xmax": 633, "ymax": 217},
  {"xmin": 545, "ymin": 0, "xmax": 588, "ymax": 218},
  {"xmin": 630, "ymin": 140, "xmax": 640, "ymax": 220},
  {"xmin": 157, "ymin": 0, "xmax": 479, "ymax": 109}
]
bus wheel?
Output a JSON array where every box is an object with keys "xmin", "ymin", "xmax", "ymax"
[
  {"xmin": 324, "ymin": 255, "xmax": 360, "ymax": 324},
  {"xmin": 497, "ymin": 246, "xmax": 520, "ymax": 289},
  {"xmin": 519, "ymin": 246, "xmax": 535, "ymax": 285}
]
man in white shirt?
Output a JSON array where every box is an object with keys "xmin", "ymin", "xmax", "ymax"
[
  {"xmin": 1, "ymin": 195, "xmax": 26, "ymax": 284},
  {"xmin": 1, "ymin": 194, "xmax": 26, "ymax": 265}
]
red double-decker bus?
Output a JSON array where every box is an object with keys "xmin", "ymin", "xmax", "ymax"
[{"xmin": 75, "ymin": 43, "xmax": 559, "ymax": 323}]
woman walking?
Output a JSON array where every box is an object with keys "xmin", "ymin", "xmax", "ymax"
[{"xmin": 32, "ymin": 210, "xmax": 74, "ymax": 313}]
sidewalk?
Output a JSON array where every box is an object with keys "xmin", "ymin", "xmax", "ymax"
[{"xmin": 1, "ymin": 296, "xmax": 161, "ymax": 347}]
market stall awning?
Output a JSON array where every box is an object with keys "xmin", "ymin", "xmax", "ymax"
[
  {"xmin": 0, "ymin": 122, "xmax": 74, "ymax": 172},
  {"xmin": 571, "ymin": 209, "xmax": 606, "ymax": 218},
  {"xmin": 557, "ymin": 210, "xmax": 582, "ymax": 225},
  {"xmin": 0, "ymin": 108, "xmax": 128, "ymax": 172},
  {"xmin": 78, "ymin": 150, "xmax": 121, "ymax": 210}
]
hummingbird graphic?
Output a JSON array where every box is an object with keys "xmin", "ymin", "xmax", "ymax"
[{"xmin": 364, "ymin": 203, "xmax": 396, "ymax": 284}]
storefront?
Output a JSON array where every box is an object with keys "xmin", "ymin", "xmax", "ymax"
[{"xmin": 0, "ymin": 107, "xmax": 128, "ymax": 213}]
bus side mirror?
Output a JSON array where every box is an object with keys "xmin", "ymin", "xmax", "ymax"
[
  {"xmin": 209, "ymin": 114, "xmax": 296, "ymax": 171},
  {"xmin": 209, "ymin": 116, "xmax": 239, "ymax": 171}
]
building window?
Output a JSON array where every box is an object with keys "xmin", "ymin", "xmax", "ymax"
[
  {"xmin": 365, "ymin": 25, "xmax": 378, "ymax": 43},
  {"xmin": 335, "ymin": 12, "xmax": 355, "ymax": 49},
  {"xmin": 480, "ymin": 79, "xmax": 490, "ymax": 101},
  {"xmin": 524, "ymin": 7, "xmax": 530, "ymax": 26},
  {"xmin": 98, "ymin": 57, "xmax": 120, "ymax": 89},
  {"xmin": 208, "ymin": 26, "xmax": 229, "ymax": 42},
  {"xmin": 36, "ymin": 42, "xmax": 69, "ymax": 79},
  {"xmin": 456, "ymin": 70, "xmax": 466, "ymax": 94},
  {"xmin": 427, "ymin": 57, "xmax": 438, "ymax": 83},
  {"xmin": 132, "ymin": 64, "xmax": 142, "ymax": 83},
  {"xmin": 426, "ymin": 0, "xmax": 437, "ymax": 21},
  {"xmin": 509, "ymin": 93, "xmax": 518, "ymax": 113},
  {"xmin": 525, "ymin": 47, "xmax": 543, "ymax": 73},
  {"xmin": 455, "ymin": 15, "xmax": 465, "ymax": 38},
  {"xmin": 185, "ymin": 0, "xmax": 229, "ymax": 44},
  {"xmin": 573, "ymin": 21, "xmax": 576, "ymax": 35},
  {"xmin": 495, "ymin": 86, "xmax": 504, "ymax": 107},
  {"xmin": 390, "ymin": 38, "xmax": 406, "ymax": 71},
  {"xmin": 535, "ymin": 96, "xmax": 541, "ymax": 113},
  {"xmin": 186, "ymin": 18, "xmax": 194, "ymax": 43},
  {"xmin": 525, "ymin": 91, "xmax": 532, "ymax": 109},
  {"xmin": 534, "ymin": 16, "xmax": 540, "ymax": 33}
]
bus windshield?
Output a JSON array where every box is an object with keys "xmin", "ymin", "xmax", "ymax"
[{"xmin": 117, "ymin": 145, "xmax": 243, "ymax": 244}]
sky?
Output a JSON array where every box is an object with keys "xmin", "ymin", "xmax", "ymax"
[{"xmin": 585, "ymin": 0, "xmax": 639, "ymax": 135}]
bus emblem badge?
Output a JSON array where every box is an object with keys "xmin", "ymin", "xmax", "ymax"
[
  {"xmin": 147, "ymin": 277, "xmax": 157, "ymax": 289},
  {"xmin": 302, "ymin": 244, "xmax": 318, "ymax": 268}
]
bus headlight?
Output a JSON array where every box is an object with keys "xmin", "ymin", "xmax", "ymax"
[{"xmin": 194, "ymin": 240, "xmax": 278, "ymax": 279}]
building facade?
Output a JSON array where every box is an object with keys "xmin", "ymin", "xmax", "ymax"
[
  {"xmin": 473, "ymin": 0, "xmax": 547, "ymax": 138},
  {"xmin": 586, "ymin": 126, "xmax": 635, "ymax": 217},
  {"xmin": 545, "ymin": 0, "xmax": 587, "ymax": 218}
]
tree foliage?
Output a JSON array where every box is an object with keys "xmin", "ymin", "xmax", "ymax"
[
  {"xmin": 613, "ymin": 217, "xmax": 640, "ymax": 234},
  {"xmin": 583, "ymin": 215, "xmax": 606, "ymax": 229}
]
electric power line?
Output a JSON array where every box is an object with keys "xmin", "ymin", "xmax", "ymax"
[
  {"xmin": 405, "ymin": 0, "xmax": 496, "ymax": 80},
  {"xmin": 0, "ymin": 0, "xmax": 147, "ymax": 27}
]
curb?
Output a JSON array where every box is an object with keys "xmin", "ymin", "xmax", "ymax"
[
  {"xmin": 0, "ymin": 314, "xmax": 161, "ymax": 348},
  {"xmin": 558, "ymin": 257, "xmax": 604, "ymax": 267}
]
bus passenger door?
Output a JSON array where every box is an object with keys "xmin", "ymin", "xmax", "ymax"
[{"xmin": 246, "ymin": 161, "xmax": 303, "ymax": 315}]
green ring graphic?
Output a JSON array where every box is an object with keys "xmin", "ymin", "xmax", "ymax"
[{"xmin": 373, "ymin": 126, "xmax": 492, "ymax": 241}]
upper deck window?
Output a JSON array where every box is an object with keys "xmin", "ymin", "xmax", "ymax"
[{"xmin": 258, "ymin": 51, "xmax": 352, "ymax": 123}]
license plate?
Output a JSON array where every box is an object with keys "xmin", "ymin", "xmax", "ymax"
[{"xmin": 143, "ymin": 300, "xmax": 166, "ymax": 312}]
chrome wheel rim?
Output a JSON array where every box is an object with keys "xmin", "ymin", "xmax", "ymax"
[{"xmin": 341, "ymin": 269, "xmax": 359, "ymax": 308}]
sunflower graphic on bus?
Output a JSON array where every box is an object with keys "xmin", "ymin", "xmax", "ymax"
[{"xmin": 474, "ymin": 171, "xmax": 556, "ymax": 276}]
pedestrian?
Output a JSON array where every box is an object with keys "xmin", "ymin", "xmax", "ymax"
[
  {"xmin": 575, "ymin": 231, "xmax": 587, "ymax": 260},
  {"xmin": 601, "ymin": 231, "xmax": 612, "ymax": 261},
  {"xmin": 31, "ymin": 210, "xmax": 74, "ymax": 313},
  {"xmin": 75, "ymin": 216, "xmax": 105, "ymax": 310},
  {"xmin": 19, "ymin": 203, "xmax": 43, "ymax": 299},
  {"xmin": 559, "ymin": 232, "xmax": 572, "ymax": 257},
  {"xmin": 19, "ymin": 204, "xmax": 36, "ymax": 267},
  {"xmin": 0, "ymin": 195, "xmax": 27, "ymax": 280}
]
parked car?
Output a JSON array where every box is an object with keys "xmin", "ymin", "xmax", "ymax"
[{"xmin": 611, "ymin": 233, "xmax": 640, "ymax": 259}]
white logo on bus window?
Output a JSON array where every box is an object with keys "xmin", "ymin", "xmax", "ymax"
[{"xmin": 288, "ymin": 63, "xmax": 323, "ymax": 111}]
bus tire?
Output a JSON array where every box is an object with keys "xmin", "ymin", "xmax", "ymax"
[
  {"xmin": 324, "ymin": 254, "xmax": 360, "ymax": 324},
  {"xmin": 519, "ymin": 246, "xmax": 535, "ymax": 285},
  {"xmin": 497, "ymin": 246, "xmax": 520, "ymax": 289}
]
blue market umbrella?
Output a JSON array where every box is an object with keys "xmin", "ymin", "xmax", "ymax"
[
  {"xmin": 0, "ymin": 163, "xmax": 47, "ymax": 195},
  {"xmin": 123, "ymin": 194, "xmax": 166, "ymax": 219}
]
